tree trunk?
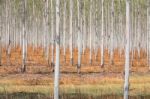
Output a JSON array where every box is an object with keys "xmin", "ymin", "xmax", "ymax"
[
  {"xmin": 77, "ymin": 0, "xmax": 81, "ymax": 74},
  {"xmin": 63, "ymin": 0, "xmax": 66, "ymax": 64},
  {"xmin": 0, "ymin": 3, "xmax": 2, "ymax": 66},
  {"xmin": 54, "ymin": 0, "xmax": 60, "ymax": 98},
  {"xmin": 147, "ymin": 0, "xmax": 150, "ymax": 69},
  {"xmin": 51, "ymin": 0, "xmax": 54, "ymax": 67},
  {"xmin": 44, "ymin": 0, "xmax": 49, "ymax": 65},
  {"xmin": 101, "ymin": 0, "xmax": 104, "ymax": 67},
  {"xmin": 70, "ymin": 0, "xmax": 73, "ymax": 65},
  {"xmin": 110, "ymin": 0, "xmax": 114, "ymax": 65},
  {"xmin": 89, "ymin": 0, "xmax": 92, "ymax": 65},
  {"xmin": 21, "ymin": 0, "xmax": 27, "ymax": 73},
  {"xmin": 124, "ymin": 0, "xmax": 130, "ymax": 99}
]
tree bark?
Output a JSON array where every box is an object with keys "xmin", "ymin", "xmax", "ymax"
[
  {"xmin": 21, "ymin": 0, "xmax": 27, "ymax": 73},
  {"xmin": 89, "ymin": 0, "xmax": 92, "ymax": 65},
  {"xmin": 51, "ymin": 0, "xmax": 54, "ymax": 67},
  {"xmin": 54, "ymin": 0, "xmax": 60, "ymax": 98},
  {"xmin": 63, "ymin": 0, "xmax": 66, "ymax": 64},
  {"xmin": 124, "ymin": 0, "xmax": 130, "ymax": 99},
  {"xmin": 110, "ymin": 0, "xmax": 114, "ymax": 65},
  {"xmin": 77, "ymin": 0, "xmax": 81, "ymax": 74},
  {"xmin": 101, "ymin": 0, "xmax": 104, "ymax": 67},
  {"xmin": 70, "ymin": 0, "xmax": 73, "ymax": 65}
]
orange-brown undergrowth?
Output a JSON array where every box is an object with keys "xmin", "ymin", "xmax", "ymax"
[
  {"xmin": 0, "ymin": 46, "xmax": 148, "ymax": 93},
  {"xmin": 0, "ymin": 46, "xmax": 148, "ymax": 74}
]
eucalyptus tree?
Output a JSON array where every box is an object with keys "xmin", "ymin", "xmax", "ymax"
[
  {"xmin": 89, "ymin": 0, "xmax": 92, "ymax": 65},
  {"xmin": 77, "ymin": 0, "xmax": 81, "ymax": 74},
  {"xmin": 101, "ymin": 0, "xmax": 104, "ymax": 67},
  {"xmin": 5, "ymin": 0, "xmax": 11, "ymax": 65},
  {"xmin": 54, "ymin": 0, "xmax": 60, "ymax": 98},
  {"xmin": 82, "ymin": 0, "xmax": 86, "ymax": 54},
  {"xmin": 110, "ymin": 0, "xmax": 114, "ymax": 65},
  {"xmin": 124, "ymin": 0, "xmax": 130, "ymax": 99},
  {"xmin": 21, "ymin": 0, "xmax": 27, "ymax": 72},
  {"xmin": 63, "ymin": 0, "xmax": 66, "ymax": 63},
  {"xmin": 70, "ymin": 0, "xmax": 73, "ymax": 65},
  {"xmin": 51, "ymin": 0, "xmax": 54, "ymax": 67},
  {"xmin": 0, "ymin": 0, "xmax": 2, "ymax": 66},
  {"xmin": 147, "ymin": 0, "xmax": 150, "ymax": 68},
  {"xmin": 43, "ymin": 0, "xmax": 49, "ymax": 65}
]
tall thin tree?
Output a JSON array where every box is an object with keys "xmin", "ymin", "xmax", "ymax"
[
  {"xmin": 70, "ymin": 0, "xmax": 73, "ymax": 65},
  {"xmin": 110, "ymin": 0, "xmax": 114, "ymax": 65},
  {"xmin": 63, "ymin": 0, "xmax": 66, "ymax": 63},
  {"xmin": 124, "ymin": 0, "xmax": 130, "ymax": 99},
  {"xmin": 22, "ymin": 0, "xmax": 27, "ymax": 72},
  {"xmin": 54, "ymin": 0, "xmax": 60, "ymax": 98},
  {"xmin": 89, "ymin": 0, "xmax": 92, "ymax": 65},
  {"xmin": 51, "ymin": 0, "xmax": 54, "ymax": 67},
  {"xmin": 77, "ymin": 0, "xmax": 81, "ymax": 74},
  {"xmin": 101, "ymin": 0, "xmax": 104, "ymax": 67}
]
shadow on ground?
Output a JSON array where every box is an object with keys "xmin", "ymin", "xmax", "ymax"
[{"xmin": 0, "ymin": 92, "xmax": 149, "ymax": 99}]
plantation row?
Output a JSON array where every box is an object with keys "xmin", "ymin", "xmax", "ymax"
[
  {"xmin": 0, "ymin": 0, "xmax": 149, "ymax": 67},
  {"xmin": 0, "ymin": 0, "xmax": 149, "ymax": 99}
]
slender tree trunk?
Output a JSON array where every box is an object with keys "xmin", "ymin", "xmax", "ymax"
[
  {"xmin": 101, "ymin": 0, "xmax": 104, "ymax": 67},
  {"xmin": 63, "ymin": 0, "xmax": 66, "ymax": 64},
  {"xmin": 54, "ymin": 0, "xmax": 60, "ymax": 98},
  {"xmin": 44, "ymin": 0, "xmax": 49, "ymax": 65},
  {"xmin": 51, "ymin": 0, "xmax": 54, "ymax": 67},
  {"xmin": 70, "ymin": 0, "xmax": 73, "ymax": 65},
  {"xmin": 82, "ymin": 0, "xmax": 86, "ymax": 54},
  {"xmin": 22, "ymin": 0, "xmax": 27, "ymax": 73},
  {"xmin": 0, "ymin": 4, "xmax": 2, "ymax": 66},
  {"xmin": 147, "ymin": 0, "xmax": 150, "ymax": 69},
  {"xmin": 77, "ymin": 0, "xmax": 81, "ymax": 74},
  {"xmin": 89, "ymin": 0, "xmax": 92, "ymax": 65},
  {"xmin": 110, "ymin": 0, "xmax": 114, "ymax": 65},
  {"xmin": 124, "ymin": 0, "xmax": 130, "ymax": 99}
]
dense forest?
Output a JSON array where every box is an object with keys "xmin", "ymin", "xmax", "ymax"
[
  {"xmin": 0, "ymin": 0, "xmax": 150, "ymax": 99},
  {"xmin": 0, "ymin": 0, "xmax": 149, "ymax": 69}
]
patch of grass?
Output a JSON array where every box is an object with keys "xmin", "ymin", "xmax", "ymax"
[{"xmin": 0, "ymin": 74, "xmax": 149, "ymax": 97}]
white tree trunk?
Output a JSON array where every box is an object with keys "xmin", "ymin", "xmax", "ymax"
[
  {"xmin": 70, "ymin": 0, "xmax": 73, "ymax": 65},
  {"xmin": 110, "ymin": 0, "xmax": 114, "ymax": 65},
  {"xmin": 101, "ymin": 0, "xmax": 104, "ymax": 67},
  {"xmin": 0, "ymin": 5, "xmax": 2, "ymax": 66},
  {"xmin": 63, "ymin": 0, "xmax": 66, "ymax": 63},
  {"xmin": 44, "ymin": 0, "xmax": 49, "ymax": 65},
  {"xmin": 89, "ymin": 0, "xmax": 92, "ymax": 65},
  {"xmin": 147, "ymin": 0, "xmax": 150, "ymax": 69},
  {"xmin": 77, "ymin": 0, "xmax": 81, "ymax": 74},
  {"xmin": 124, "ymin": 0, "xmax": 130, "ymax": 99},
  {"xmin": 22, "ymin": 0, "xmax": 27, "ymax": 72},
  {"xmin": 51, "ymin": 0, "xmax": 54, "ymax": 67},
  {"xmin": 54, "ymin": 0, "xmax": 60, "ymax": 98}
]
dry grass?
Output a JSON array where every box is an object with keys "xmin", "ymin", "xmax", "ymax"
[{"xmin": 0, "ymin": 47, "xmax": 149, "ymax": 96}]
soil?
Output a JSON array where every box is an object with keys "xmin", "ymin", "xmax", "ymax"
[{"xmin": 0, "ymin": 46, "xmax": 149, "ymax": 85}]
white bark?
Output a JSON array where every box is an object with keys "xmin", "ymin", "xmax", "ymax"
[
  {"xmin": 83, "ymin": 0, "xmax": 86, "ymax": 54},
  {"xmin": 70, "ymin": 0, "xmax": 73, "ymax": 65},
  {"xmin": 22, "ymin": 0, "xmax": 27, "ymax": 72},
  {"xmin": 44, "ymin": 0, "xmax": 49, "ymax": 65},
  {"xmin": 77, "ymin": 0, "xmax": 81, "ymax": 74},
  {"xmin": 89, "ymin": 0, "xmax": 92, "ymax": 65},
  {"xmin": 147, "ymin": 0, "xmax": 150, "ymax": 69},
  {"xmin": 0, "ymin": 4, "xmax": 2, "ymax": 66},
  {"xmin": 63, "ymin": 0, "xmax": 66, "ymax": 63},
  {"xmin": 54, "ymin": 0, "xmax": 60, "ymax": 98},
  {"xmin": 51, "ymin": 0, "xmax": 54, "ymax": 66},
  {"xmin": 110, "ymin": 0, "xmax": 114, "ymax": 65},
  {"xmin": 124, "ymin": 0, "xmax": 130, "ymax": 99},
  {"xmin": 101, "ymin": 0, "xmax": 104, "ymax": 67}
]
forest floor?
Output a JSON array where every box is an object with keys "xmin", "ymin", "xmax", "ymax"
[{"xmin": 0, "ymin": 47, "xmax": 149, "ymax": 97}]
